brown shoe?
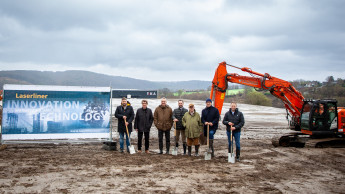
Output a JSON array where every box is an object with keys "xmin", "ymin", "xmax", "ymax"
[
  {"xmin": 138, "ymin": 150, "xmax": 142, "ymax": 153},
  {"xmin": 145, "ymin": 150, "xmax": 150, "ymax": 154}
]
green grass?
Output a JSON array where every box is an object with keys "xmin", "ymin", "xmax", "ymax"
[
  {"xmin": 173, "ymin": 91, "xmax": 204, "ymax": 96},
  {"xmin": 226, "ymin": 89, "xmax": 244, "ymax": 96}
]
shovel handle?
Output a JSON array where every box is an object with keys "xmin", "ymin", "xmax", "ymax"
[
  {"xmin": 174, "ymin": 121, "xmax": 177, "ymax": 136},
  {"xmin": 230, "ymin": 125, "xmax": 233, "ymax": 154},
  {"xmin": 124, "ymin": 118, "xmax": 131, "ymax": 145},
  {"xmin": 207, "ymin": 124, "xmax": 210, "ymax": 147}
]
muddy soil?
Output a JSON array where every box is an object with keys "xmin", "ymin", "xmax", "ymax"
[
  {"xmin": 0, "ymin": 99, "xmax": 345, "ymax": 193},
  {"xmin": 1, "ymin": 139, "xmax": 345, "ymax": 193}
]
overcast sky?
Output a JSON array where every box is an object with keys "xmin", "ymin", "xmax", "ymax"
[{"xmin": 0, "ymin": 0, "xmax": 344, "ymax": 82}]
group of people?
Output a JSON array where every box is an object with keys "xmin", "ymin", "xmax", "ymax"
[{"xmin": 114, "ymin": 97, "xmax": 245, "ymax": 161}]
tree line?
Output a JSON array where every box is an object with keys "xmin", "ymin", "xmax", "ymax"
[{"xmin": 158, "ymin": 76, "xmax": 345, "ymax": 108}]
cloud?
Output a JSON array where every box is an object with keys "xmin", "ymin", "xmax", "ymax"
[{"xmin": 0, "ymin": 0, "xmax": 344, "ymax": 81}]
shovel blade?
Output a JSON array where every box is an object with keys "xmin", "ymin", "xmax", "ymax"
[
  {"xmin": 204, "ymin": 152, "xmax": 211, "ymax": 160},
  {"xmin": 228, "ymin": 153, "xmax": 235, "ymax": 163},
  {"xmin": 129, "ymin": 145, "xmax": 136, "ymax": 154},
  {"xmin": 172, "ymin": 147, "xmax": 178, "ymax": 156}
]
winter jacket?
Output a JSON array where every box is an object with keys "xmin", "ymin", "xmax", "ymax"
[
  {"xmin": 182, "ymin": 111, "xmax": 203, "ymax": 139},
  {"xmin": 115, "ymin": 105, "xmax": 135, "ymax": 133},
  {"xmin": 154, "ymin": 105, "xmax": 173, "ymax": 131},
  {"xmin": 222, "ymin": 108, "xmax": 245, "ymax": 133},
  {"xmin": 172, "ymin": 107, "xmax": 188, "ymax": 130},
  {"xmin": 201, "ymin": 106, "xmax": 220, "ymax": 131},
  {"xmin": 134, "ymin": 108, "xmax": 154, "ymax": 132}
]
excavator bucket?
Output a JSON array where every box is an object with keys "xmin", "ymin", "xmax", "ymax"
[{"xmin": 210, "ymin": 62, "xmax": 228, "ymax": 115}]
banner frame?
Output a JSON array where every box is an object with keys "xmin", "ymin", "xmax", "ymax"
[{"xmin": 1, "ymin": 84, "xmax": 112, "ymax": 143}]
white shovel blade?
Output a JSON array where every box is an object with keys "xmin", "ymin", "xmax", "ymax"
[
  {"xmin": 204, "ymin": 152, "xmax": 211, "ymax": 160},
  {"xmin": 129, "ymin": 146, "xmax": 136, "ymax": 154},
  {"xmin": 172, "ymin": 148, "xmax": 178, "ymax": 156},
  {"xmin": 228, "ymin": 153, "xmax": 235, "ymax": 163}
]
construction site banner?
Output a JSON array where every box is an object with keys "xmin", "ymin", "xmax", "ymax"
[{"xmin": 1, "ymin": 85, "xmax": 111, "ymax": 140}]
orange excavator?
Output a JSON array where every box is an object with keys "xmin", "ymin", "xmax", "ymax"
[{"xmin": 210, "ymin": 61, "xmax": 345, "ymax": 147}]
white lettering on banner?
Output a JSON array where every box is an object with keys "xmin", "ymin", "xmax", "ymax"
[
  {"xmin": 29, "ymin": 101, "xmax": 37, "ymax": 108},
  {"xmin": 7, "ymin": 100, "xmax": 79, "ymax": 109},
  {"xmin": 63, "ymin": 113, "xmax": 70, "ymax": 120},
  {"xmin": 39, "ymin": 112, "xmax": 107, "ymax": 121},
  {"xmin": 20, "ymin": 101, "xmax": 28, "ymax": 108},
  {"xmin": 64, "ymin": 101, "xmax": 71, "ymax": 109},
  {"xmin": 85, "ymin": 113, "xmax": 92, "ymax": 121},
  {"xmin": 147, "ymin": 92, "xmax": 157, "ymax": 96},
  {"xmin": 71, "ymin": 113, "xmax": 78, "ymax": 120}
]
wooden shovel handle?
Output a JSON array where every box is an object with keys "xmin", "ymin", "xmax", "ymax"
[
  {"xmin": 124, "ymin": 118, "xmax": 130, "ymax": 137},
  {"xmin": 207, "ymin": 124, "xmax": 209, "ymax": 147},
  {"xmin": 174, "ymin": 121, "xmax": 177, "ymax": 136}
]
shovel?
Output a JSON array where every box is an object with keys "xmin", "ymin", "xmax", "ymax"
[
  {"xmin": 228, "ymin": 125, "xmax": 235, "ymax": 163},
  {"xmin": 124, "ymin": 118, "xmax": 135, "ymax": 154},
  {"xmin": 204, "ymin": 124, "xmax": 211, "ymax": 160},
  {"xmin": 172, "ymin": 121, "xmax": 178, "ymax": 156}
]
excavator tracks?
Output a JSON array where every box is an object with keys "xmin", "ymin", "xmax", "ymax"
[
  {"xmin": 272, "ymin": 134, "xmax": 345, "ymax": 148},
  {"xmin": 272, "ymin": 132, "xmax": 307, "ymax": 148},
  {"xmin": 304, "ymin": 138, "xmax": 345, "ymax": 148}
]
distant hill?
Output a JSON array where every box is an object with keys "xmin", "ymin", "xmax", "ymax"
[{"xmin": 0, "ymin": 70, "xmax": 211, "ymax": 90}]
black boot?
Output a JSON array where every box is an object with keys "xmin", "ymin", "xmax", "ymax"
[
  {"xmin": 188, "ymin": 146, "xmax": 192, "ymax": 156},
  {"xmin": 210, "ymin": 139, "xmax": 214, "ymax": 157},
  {"xmin": 176, "ymin": 143, "xmax": 179, "ymax": 148},
  {"xmin": 236, "ymin": 149, "xmax": 240, "ymax": 161},
  {"xmin": 195, "ymin": 145, "xmax": 199, "ymax": 156},
  {"xmin": 183, "ymin": 143, "xmax": 187, "ymax": 155}
]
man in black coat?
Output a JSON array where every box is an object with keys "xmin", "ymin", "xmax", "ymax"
[
  {"xmin": 115, "ymin": 97, "xmax": 135, "ymax": 153},
  {"xmin": 172, "ymin": 100, "xmax": 188, "ymax": 155},
  {"xmin": 201, "ymin": 98, "xmax": 220, "ymax": 157},
  {"xmin": 134, "ymin": 99, "xmax": 153, "ymax": 153},
  {"xmin": 222, "ymin": 102, "xmax": 245, "ymax": 161}
]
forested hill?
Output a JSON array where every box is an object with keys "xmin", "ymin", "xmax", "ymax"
[{"xmin": 0, "ymin": 70, "xmax": 210, "ymax": 90}]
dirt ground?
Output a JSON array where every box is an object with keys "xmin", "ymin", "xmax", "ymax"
[{"xmin": 1, "ymin": 99, "xmax": 345, "ymax": 193}]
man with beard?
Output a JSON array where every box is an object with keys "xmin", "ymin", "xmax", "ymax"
[{"xmin": 115, "ymin": 97, "xmax": 135, "ymax": 153}]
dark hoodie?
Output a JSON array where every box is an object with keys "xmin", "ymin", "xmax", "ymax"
[
  {"xmin": 222, "ymin": 108, "xmax": 245, "ymax": 132},
  {"xmin": 201, "ymin": 105, "xmax": 220, "ymax": 131}
]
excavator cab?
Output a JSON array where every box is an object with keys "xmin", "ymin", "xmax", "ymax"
[{"xmin": 300, "ymin": 99, "xmax": 338, "ymax": 135}]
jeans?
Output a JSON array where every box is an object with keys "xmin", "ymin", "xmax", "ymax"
[
  {"xmin": 119, "ymin": 132, "xmax": 131, "ymax": 151},
  {"xmin": 226, "ymin": 131, "xmax": 240, "ymax": 151},
  {"xmin": 158, "ymin": 130, "xmax": 170, "ymax": 151},
  {"xmin": 204, "ymin": 129, "xmax": 216, "ymax": 140},
  {"xmin": 138, "ymin": 132, "xmax": 150, "ymax": 151}
]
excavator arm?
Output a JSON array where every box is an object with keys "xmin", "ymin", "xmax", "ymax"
[{"xmin": 210, "ymin": 61, "xmax": 305, "ymax": 129}]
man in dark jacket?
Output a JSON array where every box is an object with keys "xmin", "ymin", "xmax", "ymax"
[
  {"xmin": 222, "ymin": 102, "xmax": 245, "ymax": 161},
  {"xmin": 115, "ymin": 97, "xmax": 135, "ymax": 153},
  {"xmin": 172, "ymin": 100, "xmax": 188, "ymax": 155},
  {"xmin": 134, "ymin": 99, "xmax": 153, "ymax": 154},
  {"xmin": 201, "ymin": 98, "xmax": 220, "ymax": 157},
  {"xmin": 154, "ymin": 97, "xmax": 173, "ymax": 154}
]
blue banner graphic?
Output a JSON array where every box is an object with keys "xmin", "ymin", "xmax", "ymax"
[{"xmin": 2, "ymin": 89, "xmax": 110, "ymax": 138}]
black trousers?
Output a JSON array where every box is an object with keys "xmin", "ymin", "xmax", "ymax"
[
  {"xmin": 158, "ymin": 130, "xmax": 170, "ymax": 151},
  {"xmin": 138, "ymin": 132, "xmax": 150, "ymax": 151}
]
